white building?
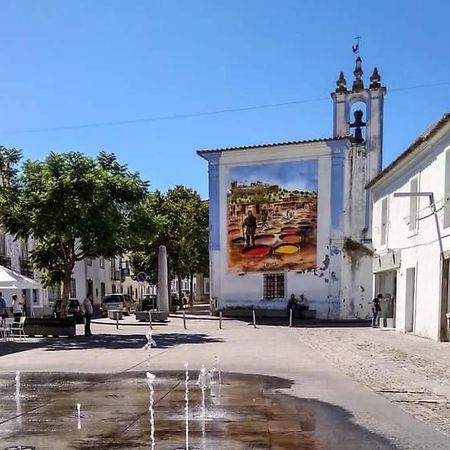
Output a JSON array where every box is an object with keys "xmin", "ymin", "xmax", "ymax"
[
  {"xmin": 0, "ymin": 233, "xmax": 44, "ymax": 316},
  {"xmin": 368, "ymin": 112, "xmax": 450, "ymax": 341},
  {"xmin": 0, "ymin": 229, "xmax": 144, "ymax": 316},
  {"xmin": 198, "ymin": 57, "xmax": 386, "ymax": 319}
]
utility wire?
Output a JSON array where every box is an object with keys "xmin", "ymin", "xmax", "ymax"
[{"xmin": 1, "ymin": 81, "xmax": 449, "ymax": 135}]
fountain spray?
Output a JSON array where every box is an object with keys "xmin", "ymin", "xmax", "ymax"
[{"xmin": 184, "ymin": 361, "xmax": 189, "ymax": 450}]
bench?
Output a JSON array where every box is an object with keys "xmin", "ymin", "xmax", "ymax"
[
  {"xmin": 24, "ymin": 318, "xmax": 76, "ymax": 337},
  {"xmin": 221, "ymin": 307, "xmax": 316, "ymax": 319}
]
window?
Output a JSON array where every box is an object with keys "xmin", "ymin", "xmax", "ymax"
[
  {"xmin": 204, "ymin": 277, "xmax": 210, "ymax": 295},
  {"xmin": 85, "ymin": 258, "xmax": 92, "ymax": 266},
  {"xmin": 444, "ymin": 150, "xmax": 450, "ymax": 228},
  {"xmin": 112, "ymin": 284, "xmax": 117, "ymax": 294},
  {"xmin": 409, "ymin": 177, "xmax": 419, "ymax": 231},
  {"xmin": 100, "ymin": 282, "xmax": 106, "ymax": 299},
  {"xmin": 263, "ymin": 273, "xmax": 285, "ymax": 299},
  {"xmin": 70, "ymin": 278, "xmax": 77, "ymax": 299},
  {"xmin": 99, "ymin": 256, "xmax": 105, "ymax": 269},
  {"xmin": 47, "ymin": 285, "xmax": 61, "ymax": 306},
  {"xmin": 380, "ymin": 197, "xmax": 388, "ymax": 246}
]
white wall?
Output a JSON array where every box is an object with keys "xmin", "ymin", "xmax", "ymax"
[
  {"xmin": 210, "ymin": 140, "xmax": 373, "ymax": 319},
  {"xmin": 371, "ymin": 125, "xmax": 450, "ymax": 340}
]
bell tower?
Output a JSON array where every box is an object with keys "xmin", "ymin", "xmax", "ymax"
[{"xmin": 331, "ymin": 56, "xmax": 387, "ymax": 179}]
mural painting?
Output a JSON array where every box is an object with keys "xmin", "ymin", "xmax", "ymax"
[{"xmin": 227, "ymin": 160, "xmax": 318, "ymax": 272}]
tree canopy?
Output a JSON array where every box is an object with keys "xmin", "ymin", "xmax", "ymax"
[
  {"xmin": 0, "ymin": 148, "xmax": 158, "ymax": 304},
  {"xmin": 130, "ymin": 185, "xmax": 209, "ymax": 303}
]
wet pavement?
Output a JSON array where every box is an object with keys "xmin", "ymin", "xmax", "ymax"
[{"xmin": 0, "ymin": 371, "xmax": 396, "ymax": 450}]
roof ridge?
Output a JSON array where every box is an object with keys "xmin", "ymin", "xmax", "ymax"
[
  {"xmin": 197, "ymin": 135, "xmax": 350, "ymax": 155},
  {"xmin": 366, "ymin": 112, "xmax": 450, "ymax": 189}
]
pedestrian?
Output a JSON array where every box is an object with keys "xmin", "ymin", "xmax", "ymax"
[
  {"xmin": 82, "ymin": 293, "xmax": 93, "ymax": 336},
  {"xmin": 287, "ymin": 293, "xmax": 298, "ymax": 317},
  {"xmin": 297, "ymin": 294, "xmax": 310, "ymax": 318},
  {"xmin": 372, "ymin": 293, "xmax": 382, "ymax": 327},
  {"xmin": 12, "ymin": 294, "xmax": 24, "ymax": 322},
  {"xmin": 0, "ymin": 291, "xmax": 7, "ymax": 319}
]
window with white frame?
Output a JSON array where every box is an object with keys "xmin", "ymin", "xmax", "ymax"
[
  {"xmin": 380, "ymin": 197, "xmax": 388, "ymax": 246},
  {"xmin": 409, "ymin": 177, "xmax": 419, "ymax": 231},
  {"xmin": 263, "ymin": 273, "xmax": 285, "ymax": 299},
  {"xmin": 444, "ymin": 150, "xmax": 450, "ymax": 228},
  {"xmin": 99, "ymin": 256, "xmax": 105, "ymax": 269}
]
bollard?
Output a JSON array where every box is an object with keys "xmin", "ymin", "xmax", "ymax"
[
  {"xmin": 289, "ymin": 308, "xmax": 293, "ymax": 328},
  {"xmin": 116, "ymin": 313, "xmax": 119, "ymax": 330},
  {"xmin": 148, "ymin": 310, "xmax": 153, "ymax": 330},
  {"xmin": 219, "ymin": 311, "xmax": 222, "ymax": 329},
  {"xmin": 183, "ymin": 311, "xmax": 187, "ymax": 330},
  {"xmin": 252, "ymin": 309, "xmax": 257, "ymax": 328}
]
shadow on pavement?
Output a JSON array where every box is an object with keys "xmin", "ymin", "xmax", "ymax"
[{"xmin": 0, "ymin": 333, "xmax": 223, "ymax": 356}]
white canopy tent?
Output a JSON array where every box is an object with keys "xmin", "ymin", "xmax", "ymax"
[
  {"xmin": 0, "ymin": 265, "xmax": 41, "ymax": 290},
  {"xmin": 0, "ymin": 265, "xmax": 43, "ymax": 316}
]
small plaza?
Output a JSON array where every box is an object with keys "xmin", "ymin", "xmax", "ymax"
[{"xmin": 2, "ymin": 313, "xmax": 450, "ymax": 449}]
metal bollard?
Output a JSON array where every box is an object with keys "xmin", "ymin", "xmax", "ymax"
[
  {"xmin": 183, "ymin": 311, "xmax": 187, "ymax": 330},
  {"xmin": 219, "ymin": 311, "xmax": 222, "ymax": 329},
  {"xmin": 252, "ymin": 309, "xmax": 257, "ymax": 328},
  {"xmin": 116, "ymin": 313, "xmax": 119, "ymax": 330},
  {"xmin": 148, "ymin": 310, "xmax": 153, "ymax": 330},
  {"xmin": 289, "ymin": 308, "xmax": 293, "ymax": 328}
]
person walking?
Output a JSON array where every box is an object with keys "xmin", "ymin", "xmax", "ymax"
[
  {"xmin": 12, "ymin": 294, "xmax": 24, "ymax": 322},
  {"xmin": 372, "ymin": 293, "xmax": 383, "ymax": 327},
  {"xmin": 82, "ymin": 294, "xmax": 93, "ymax": 337},
  {"xmin": 0, "ymin": 292, "xmax": 7, "ymax": 319}
]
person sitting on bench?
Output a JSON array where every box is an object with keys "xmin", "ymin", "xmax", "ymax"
[{"xmin": 297, "ymin": 294, "xmax": 309, "ymax": 317}]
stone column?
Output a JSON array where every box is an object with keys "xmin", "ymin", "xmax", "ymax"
[{"xmin": 157, "ymin": 245, "xmax": 169, "ymax": 313}]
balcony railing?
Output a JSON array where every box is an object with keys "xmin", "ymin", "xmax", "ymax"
[
  {"xmin": 0, "ymin": 255, "xmax": 12, "ymax": 269},
  {"xmin": 19, "ymin": 259, "xmax": 34, "ymax": 278}
]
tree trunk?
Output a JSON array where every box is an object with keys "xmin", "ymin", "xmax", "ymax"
[{"xmin": 61, "ymin": 267, "xmax": 73, "ymax": 318}]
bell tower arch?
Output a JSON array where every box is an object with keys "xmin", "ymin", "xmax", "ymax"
[{"xmin": 331, "ymin": 57, "xmax": 387, "ymax": 179}]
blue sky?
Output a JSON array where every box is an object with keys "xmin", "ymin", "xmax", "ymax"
[
  {"xmin": 0, "ymin": 0, "xmax": 449, "ymax": 198},
  {"xmin": 227, "ymin": 160, "xmax": 318, "ymax": 193}
]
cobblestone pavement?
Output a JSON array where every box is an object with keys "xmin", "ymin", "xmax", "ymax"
[{"xmin": 295, "ymin": 326, "xmax": 450, "ymax": 436}]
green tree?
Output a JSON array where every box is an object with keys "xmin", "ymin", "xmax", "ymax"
[
  {"xmin": 130, "ymin": 186, "xmax": 209, "ymax": 307},
  {"xmin": 0, "ymin": 149, "xmax": 155, "ymax": 313}
]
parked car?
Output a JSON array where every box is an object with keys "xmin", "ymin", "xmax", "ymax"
[
  {"xmin": 100, "ymin": 294, "xmax": 136, "ymax": 317},
  {"xmin": 140, "ymin": 294, "xmax": 157, "ymax": 311}
]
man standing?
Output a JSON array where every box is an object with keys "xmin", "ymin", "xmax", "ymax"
[
  {"xmin": 82, "ymin": 294, "xmax": 93, "ymax": 336},
  {"xmin": 12, "ymin": 294, "xmax": 24, "ymax": 322},
  {"xmin": 372, "ymin": 293, "xmax": 383, "ymax": 327},
  {"xmin": 0, "ymin": 292, "xmax": 7, "ymax": 319},
  {"xmin": 243, "ymin": 210, "xmax": 257, "ymax": 247}
]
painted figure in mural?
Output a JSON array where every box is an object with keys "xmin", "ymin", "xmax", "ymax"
[
  {"xmin": 372, "ymin": 293, "xmax": 383, "ymax": 327},
  {"xmin": 261, "ymin": 207, "xmax": 268, "ymax": 230},
  {"xmin": 243, "ymin": 211, "xmax": 257, "ymax": 247}
]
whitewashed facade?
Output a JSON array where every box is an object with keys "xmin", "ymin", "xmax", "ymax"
[
  {"xmin": 199, "ymin": 58, "xmax": 386, "ymax": 319},
  {"xmin": 369, "ymin": 113, "xmax": 450, "ymax": 341},
  {"xmin": 0, "ymin": 231, "xmax": 144, "ymax": 317}
]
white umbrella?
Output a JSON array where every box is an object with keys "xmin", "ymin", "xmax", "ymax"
[{"xmin": 0, "ymin": 265, "xmax": 41, "ymax": 290}]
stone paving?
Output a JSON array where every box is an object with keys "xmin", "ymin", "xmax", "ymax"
[
  {"xmin": 1, "ymin": 314, "xmax": 450, "ymax": 449},
  {"xmin": 295, "ymin": 326, "xmax": 450, "ymax": 437}
]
